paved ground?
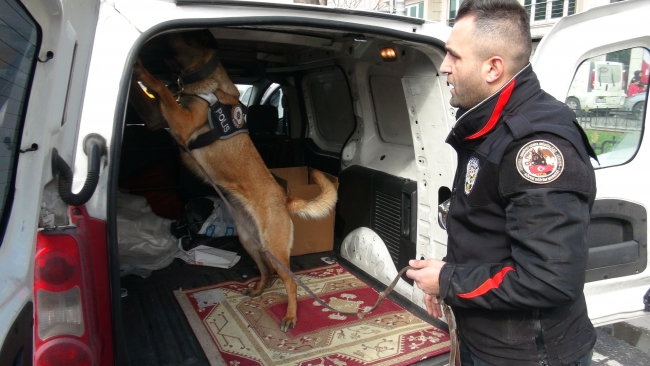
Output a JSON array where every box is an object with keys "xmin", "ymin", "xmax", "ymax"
[{"xmin": 594, "ymin": 315, "xmax": 650, "ymax": 365}]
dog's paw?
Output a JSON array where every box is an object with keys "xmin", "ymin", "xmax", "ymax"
[
  {"xmin": 243, "ymin": 289, "xmax": 263, "ymax": 298},
  {"xmin": 280, "ymin": 316, "xmax": 297, "ymax": 332}
]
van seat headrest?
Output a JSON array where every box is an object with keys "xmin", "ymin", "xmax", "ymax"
[{"xmin": 247, "ymin": 105, "xmax": 279, "ymax": 135}]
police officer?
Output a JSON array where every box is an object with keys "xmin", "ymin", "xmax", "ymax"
[{"xmin": 406, "ymin": 0, "xmax": 597, "ymax": 365}]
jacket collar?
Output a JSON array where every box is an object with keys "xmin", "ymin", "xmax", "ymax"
[{"xmin": 450, "ymin": 64, "xmax": 540, "ymax": 144}]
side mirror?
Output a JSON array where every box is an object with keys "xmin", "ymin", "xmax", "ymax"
[{"xmin": 438, "ymin": 198, "xmax": 450, "ymax": 230}]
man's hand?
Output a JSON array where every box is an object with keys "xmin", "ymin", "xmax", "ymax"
[
  {"xmin": 406, "ymin": 258, "xmax": 446, "ymax": 317},
  {"xmin": 424, "ymin": 294, "xmax": 443, "ymax": 318}
]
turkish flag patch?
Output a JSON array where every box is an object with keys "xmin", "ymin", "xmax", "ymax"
[{"xmin": 516, "ymin": 140, "xmax": 564, "ymax": 184}]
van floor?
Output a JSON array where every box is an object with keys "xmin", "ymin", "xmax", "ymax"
[{"xmin": 119, "ymin": 239, "xmax": 449, "ymax": 366}]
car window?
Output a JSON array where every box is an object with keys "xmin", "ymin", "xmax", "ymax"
[
  {"xmin": 268, "ymin": 88, "xmax": 283, "ymax": 118},
  {"xmin": 259, "ymin": 83, "xmax": 287, "ymax": 135},
  {"xmin": 306, "ymin": 69, "xmax": 355, "ymax": 148},
  {"xmin": 236, "ymin": 84, "xmax": 253, "ymax": 106},
  {"xmin": 369, "ymin": 75, "xmax": 413, "ymax": 146},
  {"xmin": 565, "ymin": 47, "xmax": 648, "ymax": 168},
  {"xmin": 0, "ymin": 0, "xmax": 39, "ymax": 243}
]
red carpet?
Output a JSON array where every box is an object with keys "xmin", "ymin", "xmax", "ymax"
[{"xmin": 174, "ymin": 263, "xmax": 450, "ymax": 365}]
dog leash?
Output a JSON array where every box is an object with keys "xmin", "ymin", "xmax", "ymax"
[
  {"xmin": 441, "ymin": 298, "xmax": 461, "ymax": 366},
  {"xmin": 176, "ymin": 142, "xmax": 460, "ymax": 364}
]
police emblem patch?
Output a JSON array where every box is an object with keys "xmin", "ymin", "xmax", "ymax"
[
  {"xmin": 465, "ymin": 156, "xmax": 480, "ymax": 196},
  {"xmin": 516, "ymin": 140, "xmax": 564, "ymax": 184},
  {"xmin": 232, "ymin": 105, "xmax": 245, "ymax": 129}
]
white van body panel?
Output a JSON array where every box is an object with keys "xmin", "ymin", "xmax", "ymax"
[
  {"xmin": 533, "ymin": 0, "xmax": 650, "ymax": 326},
  {"xmin": 74, "ymin": 2, "xmax": 142, "ymax": 220},
  {"xmin": 0, "ymin": 0, "xmax": 99, "ymax": 353}
]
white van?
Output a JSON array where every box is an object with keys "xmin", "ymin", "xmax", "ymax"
[
  {"xmin": 565, "ymin": 60, "xmax": 627, "ymax": 114},
  {"xmin": 0, "ymin": 0, "xmax": 648, "ymax": 365}
]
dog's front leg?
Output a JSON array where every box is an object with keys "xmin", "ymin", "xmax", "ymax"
[
  {"xmin": 132, "ymin": 59, "xmax": 208, "ymax": 145},
  {"xmin": 129, "ymin": 77, "xmax": 169, "ymax": 130}
]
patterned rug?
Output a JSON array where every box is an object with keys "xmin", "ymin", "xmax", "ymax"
[{"xmin": 174, "ymin": 263, "xmax": 450, "ymax": 366}]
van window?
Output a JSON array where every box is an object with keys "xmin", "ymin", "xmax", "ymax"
[
  {"xmin": 0, "ymin": 0, "xmax": 39, "ymax": 241},
  {"xmin": 305, "ymin": 69, "xmax": 355, "ymax": 148},
  {"xmin": 565, "ymin": 47, "xmax": 648, "ymax": 168},
  {"xmin": 267, "ymin": 87, "xmax": 285, "ymax": 134},
  {"xmin": 236, "ymin": 84, "xmax": 253, "ymax": 106},
  {"xmin": 369, "ymin": 75, "xmax": 412, "ymax": 146}
]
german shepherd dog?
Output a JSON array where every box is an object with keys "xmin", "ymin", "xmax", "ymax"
[{"xmin": 130, "ymin": 30, "xmax": 337, "ymax": 331}]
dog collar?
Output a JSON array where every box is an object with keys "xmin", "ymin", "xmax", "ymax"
[{"xmin": 178, "ymin": 52, "xmax": 220, "ymax": 86}]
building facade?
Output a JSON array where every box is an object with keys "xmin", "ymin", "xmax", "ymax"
[{"xmin": 404, "ymin": 0, "xmax": 622, "ymax": 40}]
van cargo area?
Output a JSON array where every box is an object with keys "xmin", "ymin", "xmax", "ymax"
[{"xmin": 115, "ymin": 25, "xmax": 449, "ymax": 365}]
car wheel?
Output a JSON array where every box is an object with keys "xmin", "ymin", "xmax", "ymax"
[
  {"xmin": 566, "ymin": 97, "xmax": 581, "ymax": 116},
  {"xmin": 632, "ymin": 101, "xmax": 645, "ymax": 120}
]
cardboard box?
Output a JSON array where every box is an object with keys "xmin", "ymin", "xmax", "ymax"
[{"xmin": 270, "ymin": 167, "xmax": 339, "ymax": 256}]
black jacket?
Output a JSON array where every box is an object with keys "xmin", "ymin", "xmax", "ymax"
[{"xmin": 439, "ymin": 65, "xmax": 598, "ymax": 366}]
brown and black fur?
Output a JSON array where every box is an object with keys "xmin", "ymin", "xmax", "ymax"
[{"xmin": 130, "ymin": 30, "xmax": 337, "ymax": 332}]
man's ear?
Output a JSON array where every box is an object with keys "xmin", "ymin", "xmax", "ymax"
[{"xmin": 485, "ymin": 56, "xmax": 505, "ymax": 84}]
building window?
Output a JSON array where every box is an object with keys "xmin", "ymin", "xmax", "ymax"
[
  {"xmin": 524, "ymin": 0, "xmax": 576, "ymax": 22},
  {"xmin": 406, "ymin": 2, "xmax": 424, "ymax": 19},
  {"xmin": 448, "ymin": 0, "xmax": 461, "ymax": 26}
]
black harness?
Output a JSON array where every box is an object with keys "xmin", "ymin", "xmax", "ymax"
[
  {"xmin": 187, "ymin": 94, "xmax": 249, "ymax": 150},
  {"xmin": 173, "ymin": 52, "xmax": 249, "ymax": 151}
]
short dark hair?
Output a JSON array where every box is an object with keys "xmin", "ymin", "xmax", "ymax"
[{"xmin": 456, "ymin": 0, "xmax": 532, "ymax": 73}]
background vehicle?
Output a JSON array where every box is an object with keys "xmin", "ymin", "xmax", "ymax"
[
  {"xmin": 565, "ymin": 60, "xmax": 627, "ymax": 115},
  {"xmin": 624, "ymin": 91, "xmax": 646, "ymax": 120},
  {"xmin": 0, "ymin": 0, "xmax": 648, "ymax": 365}
]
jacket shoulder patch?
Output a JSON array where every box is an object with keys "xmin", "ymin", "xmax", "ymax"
[{"xmin": 515, "ymin": 140, "xmax": 564, "ymax": 184}]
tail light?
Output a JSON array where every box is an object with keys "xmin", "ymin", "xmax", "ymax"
[
  {"xmin": 34, "ymin": 206, "xmax": 113, "ymax": 366},
  {"xmin": 590, "ymin": 70, "xmax": 595, "ymax": 90}
]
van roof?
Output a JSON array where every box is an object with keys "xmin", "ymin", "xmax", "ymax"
[{"xmin": 175, "ymin": 0, "xmax": 427, "ymax": 25}]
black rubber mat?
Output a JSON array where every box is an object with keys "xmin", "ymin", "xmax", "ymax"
[{"xmin": 119, "ymin": 239, "xmax": 448, "ymax": 366}]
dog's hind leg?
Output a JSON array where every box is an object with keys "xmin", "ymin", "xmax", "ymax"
[{"xmin": 244, "ymin": 248, "xmax": 273, "ymax": 298}]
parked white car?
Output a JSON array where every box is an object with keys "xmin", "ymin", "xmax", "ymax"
[{"xmin": 0, "ymin": 0, "xmax": 648, "ymax": 365}]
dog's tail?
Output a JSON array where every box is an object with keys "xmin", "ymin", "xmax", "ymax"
[{"xmin": 287, "ymin": 170, "xmax": 337, "ymax": 219}]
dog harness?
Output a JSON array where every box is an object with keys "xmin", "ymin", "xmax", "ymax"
[{"xmin": 187, "ymin": 93, "xmax": 249, "ymax": 150}]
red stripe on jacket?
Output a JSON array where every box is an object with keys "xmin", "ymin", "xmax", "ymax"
[
  {"xmin": 466, "ymin": 79, "xmax": 516, "ymax": 140},
  {"xmin": 457, "ymin": 267, "xmax": 515, "ymax": 299}
]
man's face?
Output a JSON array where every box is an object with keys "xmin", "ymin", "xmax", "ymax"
[{"xmin": 440, "ymin": 16, "xmax": 492, "ymax": 110}]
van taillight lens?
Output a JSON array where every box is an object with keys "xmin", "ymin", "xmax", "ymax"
[
  {"xmin": 35, "ymin": 338, "xmax": 93, "ymax": 366},
  {"xmin": 37, "ymin": 288, "xmax": 84, "ymax": 339},
  {"xmin": 34, "ymin": 232, "xmax": 94, "ymax": 365},
  {"xmin": 37, "ymin": 251, "xmax": 76, "ymax": 286}
]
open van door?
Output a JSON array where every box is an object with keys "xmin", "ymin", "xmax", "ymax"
[
  {"xmin": 533, "ymin": 0, "xmax": 650, "ymax": 326},
  {"xmin": 0, "ymin": 0, "xmax": 107, "ymax": 365}
]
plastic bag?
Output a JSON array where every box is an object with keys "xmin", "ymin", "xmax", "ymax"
[
  {"xmin": 117, "ymin": 192, "xmax": 179, "ymax": 274},
  {"xmin": 187, "ymin": 197, "xmax": 237, "ymax": 238},
  {"xmin": 173, "ymin": 197, "xmax": 237, "ymax": 249}
]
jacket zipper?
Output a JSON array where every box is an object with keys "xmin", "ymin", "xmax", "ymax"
[
  {"xmin": 533, "ymin": 309, "xmax": 549, "ymax": 366},
  {"xmin": 446, "ymin": 130, "xmax": 465, "ymax": 234}
]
